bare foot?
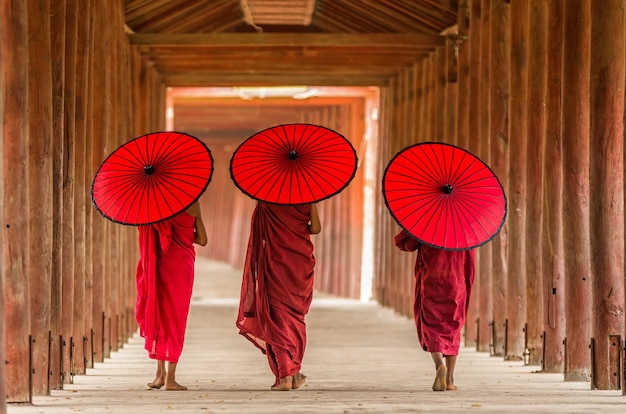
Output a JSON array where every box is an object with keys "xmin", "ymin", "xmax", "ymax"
[
  {"xmin": 446, "ymin": 384, "xmax": 457, "ymax": 391},
  {"xmin": 432, "ymin": 365, "xmax": 447, "ymax": 391},
  {"xmin": 165, "ymin": 381, "xmax": 188, "ymax": 391},
  {"xmin": 271, "ymin": 376, "xmax": 293, "ymax": 391},
  {"xmin": 147, "ymin": 379, "xmax": 164, "ymax": 389},
  {"xmin": 292, "ymin": 372, "xmax": 307, "ymax": 390}
]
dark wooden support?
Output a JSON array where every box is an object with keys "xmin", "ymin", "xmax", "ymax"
[
  {"xmin": 28, "ymin": 0, "xmax": 54, "ymax": 395},
  {"xmin": 489, "ymin": 0, "xmax": 509, "ymax": 358},
  {"xmin": 489, "ymin": 319, "xmax": 496, "ymax": 356},
  {"xmin": 608, "ymin": 336, "xmax": 621, "ymax": 391},
  {"xmin": 506, "ymin": 0, "xmax": 528, "ymax": 362},
  {"xmin": 2, "ymin": 0, "xmax": 30, "ymax": 402},
  {"xmin": 49, "ymin": 0, "xmax": 66, "ymax": 393},
  {"xmin": 525, "ymin": 0, "xmax": 548, "ymax": 367},
  {"xmin": 542, "ymin": 0, "xmax": 566, "ymax": 375},
  {"xmin": 562, "ymin": 0, "xmax": 592, "ymax": 382},
  {"xmin": 475, "ymin": 0, "xmax": 493, "ymax": 354},
  {"xmin": 588, "ymin": 0, "xmax": 625, "ymax": 391}
]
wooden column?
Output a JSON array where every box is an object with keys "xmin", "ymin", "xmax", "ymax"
[
  {"xmin": 61, "ymin": 0, "xmax": 78, "ymax": 384},
  {"xmin": 562, "ymin": 0, "xmax": 592, "ymax": 382},
  {"xmin": 589, "ymin": 0, "xmax": 625, "ymax": 391},
  {"xmin": 542, "ymin": 0, "xmax": 566, "ymax": 373},
  {"xmin": 506, "ymin": 0, "xmax": 528, "ymax": 361},
  {"xmin": 0, "ymin": 1, "xmax": 6, "ymax": 409},
  {"xmin": 72, "ymin": 0, "xmax": 89, "ymax": 375},
  {"xmin": 476, "ymin": 0, "xmax": 494, "ymax": 353},
  {"xmin": 50, "ymin": 0, "xmax": 66, "ymax": 391},
  {"xmin": 2, "ymin": 0, "xmax": 30, "ymax": 402},
  {"xmin": 525, "ymin": 0, "xmax": 548, "ymax": 367},
  {"xmin": 456, "ymin": 0, "xmax": 470, "ymax": 149},
  {"xmin": 489, "ymin": 0, "xmax": 510, "ymax": 358},
  {"xmin": 27, "ymin": 0, "xmax": 54, "ymax": 395}
]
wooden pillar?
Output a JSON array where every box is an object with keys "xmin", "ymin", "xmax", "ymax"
[
  {"xmin": 2, "ymin": 0, "xmax": 30, "ymax": 402},
  {"xmin": 433, "ymin": 47, "xmax": 447, "ymax": 142},
  {"xmin": 525, "ymin": 0, "xmax": 548, "ymax": 367},
  {"xmin": 72, "ymin": 0, "xmax": 89, "ymax": 375},
  {"xmin": 476, "ymin": 0, "xmax": 494, "ymax": 354},
  {"xmin": 28, "ymin": 0, "xmax": 54, "ymax": 395},
  {"xmin": 0, "ymin": 1, "xmax": 6, "ymax": 410},
  {"xmin": 60, "ymin": 0, "xmax": 77, "ymax": 384},
  {"xmin": 50, "ymin": 0, "xmax": 66, "ymax": 391},
  {"xmin": 589, "ymin": 0, "xmax": 625, "ymax": 391},
  {"xmin": 506, "ymin": 0, "xmax": 528, "ymax": 361},
  {"xmin": 455, "ymin": 0, "xmax": 470, "ymax": 150},
  {"xmin": 541, "ymin": 0, "xmax": 566, "ymax": 373},
  {"xmin": 562, "ymin": 0, "xmax": 592, "ymax": 382},
  {"xmin": 489, "ymin": 0, "xmax": 510, "ymax": 358}
]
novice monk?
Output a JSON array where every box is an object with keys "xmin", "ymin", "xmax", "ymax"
[
  {"xmin": 394, "ymin": 228, "xmax": 475, "ymax": 391},
  {"xmin": 136, "ymin": 201, "xmax": 207, "ymax": 391},
  {"xmin": 237, "ymin": 202, "xmax": 321, "ymax": 391}
]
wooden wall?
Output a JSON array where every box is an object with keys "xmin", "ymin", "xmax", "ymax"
[
  {"xmin": 1, "ymin": 0, "xmax": 164, "ymax": 404},
  {"xmin": 373, "ymin": 0, "xmax": 625, "ymax": 391}
]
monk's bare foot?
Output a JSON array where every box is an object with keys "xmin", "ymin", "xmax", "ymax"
[
  {"xmin": 292, "ymin": 372, "xmax": 307, "ymax": 390},
  {"xmin": 147, "ymin": 379, "xmax": 164, "ymax": 389},
  {"xmin": 271, "ymin": 376, "xmax": 293, "ymax": 391},
  {"xmin": 165, "ymin": 381, "xmax": 188, "ymax": 391},
  {"xmin": 446, "ymin": 384, "xmax": 457, "ymax": 391},
  {"xmin": 432, "ymin": 365, "xmax": 447, "ymax": 391}
]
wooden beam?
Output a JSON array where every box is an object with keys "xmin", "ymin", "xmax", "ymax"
[{"xmin": 128, "ymin": 33, "xmax": 446, "ymax": 47}]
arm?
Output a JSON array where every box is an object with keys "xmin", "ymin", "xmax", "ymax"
[
  {"xmin": 308, "ymin": 203, "xmax": 321, "ymax": 234},
  {"xmin": 186, "ymin": 201, "xmax": 208, "ymax": 246}
]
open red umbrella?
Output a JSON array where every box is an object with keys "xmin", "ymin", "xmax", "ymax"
[
  {"xmin": 230, "ymin": 123, "xmax": 358, "ymax": 205},
  {"xmin": 382, "ymin": 142, "xmax": 507, "ymax": 251},
  {"xmin": 92, "ymin": 131, "xmax": 214, "ymax": 226}
]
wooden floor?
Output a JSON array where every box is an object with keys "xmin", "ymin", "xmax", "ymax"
[{"xmin": 8, "ymin": 258, "xmax": 626, "ymax": 413}]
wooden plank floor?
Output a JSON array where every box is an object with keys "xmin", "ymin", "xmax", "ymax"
[{"xmin": 8, "ymin": 258, "xmax": 625, "ymax": 413}]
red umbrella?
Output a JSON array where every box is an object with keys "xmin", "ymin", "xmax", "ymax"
[
  {"xmin": 382, "ymin": 142, "xmax": 507, "ymax": 251},
  {"xmin": 92, "ymin": 131, "xmax": 214, "ymax": 226},
  {"xmin": 230, "ymin": 123, "xmax": 358, "ymax": 205}
]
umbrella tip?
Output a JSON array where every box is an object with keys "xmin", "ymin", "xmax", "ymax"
[
  {"xmin": 442, "ymin": 184, "xmax": 453, "ymax": 194},
  {"xmin": 289, "ymin": 150, "xmax": 298, "ymax": 160},
  {"xmin": 144, "ymin": 165, "xmax": 155, "ymax": 175}
]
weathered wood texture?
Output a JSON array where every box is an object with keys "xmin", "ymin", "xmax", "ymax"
[
  {"xmin": 2, "ymin": 0, "xmax": 149, "ymax": 400},
  {"xmin": 589, "ymin": 0, "xmax": 625, "ymax": 391},
  {"xmin": 541, "ymin": 0, "xmax": 565, "ymax": 375},
  {"xmin": 562, "ymin": 0, "xmax": 592, "ymax": 382},
  {"xmin": 525, "ymin": 0, "xmax": 548, "ymax": 368},
  {"xmin": 0, "ymin": 0, "xmax": 5, "ymax": 410},
  {"xmin": 506, "ymin": 0, "xmax": 528, "ymax": 361},
  {"xmin": 2, "ymin": 0, "xmax": 31, "ymax": 403}
]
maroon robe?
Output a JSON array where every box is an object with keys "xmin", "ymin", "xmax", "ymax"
[
  {"xmin": 136, "ymin": 212, "xmax": 196, "ymax": 363},
  {"xmin": 237, "ymin": 202, "xmax": 316, "ymax": 385},
  {"xmin": 394, "ymin": 229, "xmax": 475, "ymax": 355}
]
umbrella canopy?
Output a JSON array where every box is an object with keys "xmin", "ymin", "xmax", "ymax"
[
  {"xmin": 92, "ymin": 131, "xmax": 214, "ymax": 226},
  {"xmin": 382, "ymin": 142, "xmax": 507, "ymax": 251},
  {"xmin": 230, "ymin": 123, "xmax": 358, "ymax": 205}
]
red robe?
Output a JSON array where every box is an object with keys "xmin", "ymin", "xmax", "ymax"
[
  {"xmin": 394, "ymin": 229, "xmax": 475, "ymax": 356},
  {"xmin": 237, "ymin": 203, "xmax": 315, "ymax": 384},
  {"xmin": 135, "ymin": 212, "xmax": 196, "ymax": 363}
]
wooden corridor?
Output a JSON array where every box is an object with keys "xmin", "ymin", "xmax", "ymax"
[{"xmin": 2, "ymin": 1, "xmax": 626, "ymax": 411}]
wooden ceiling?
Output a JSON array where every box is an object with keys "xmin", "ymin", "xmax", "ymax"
[{"xmin": 125, "ymin": 0, "xmax": 458, "ymax": 87}]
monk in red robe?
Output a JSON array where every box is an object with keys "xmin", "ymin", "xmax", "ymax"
[
  {"xmin": 394, "ymin": 228, "xmax": 475, "ymax": 391},
  {"xmin": 136, "ymin": 201, "xmax": 207, "ymax": 391},
  {"xmin": 237, "ymin": 202, "xmax": 321, "ymax": 391}
]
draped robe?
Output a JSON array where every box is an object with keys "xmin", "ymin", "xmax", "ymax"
[
  {"xmin": 394, "ymin": 229, "xmax": 475, "ymax": 355},
  {"xmin": 237, "ymin": 203, "xmax": 316, "ymax": 384},
  {"xmin": 136, "ymin": 212, "xmax": 196, "ymax": 363}
]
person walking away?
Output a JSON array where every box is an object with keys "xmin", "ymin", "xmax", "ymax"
[
  {"xmin": 394, "ymin": 228, "xmax": 475, "ymax": 391},
  {"xmin": 237, "ymin": 202, "xmax": 321, "ymax": 391},
  {"xmin": 136, "ymin": 200, "xmax": 207, "ymax": 390}
]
